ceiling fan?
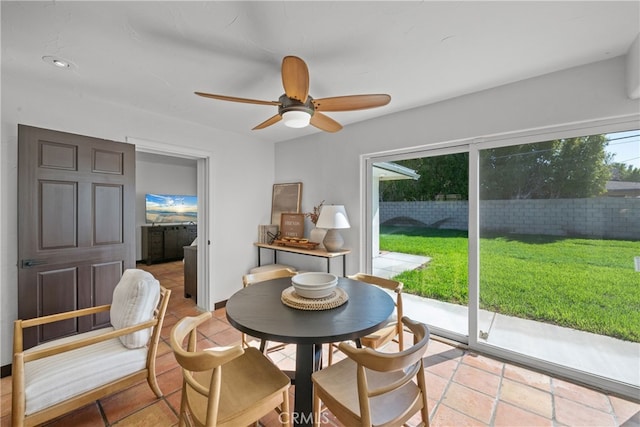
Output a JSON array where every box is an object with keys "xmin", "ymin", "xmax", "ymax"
[{"xmin": 195, "ymin": 56, "xmax": 391, "ymax": 133}]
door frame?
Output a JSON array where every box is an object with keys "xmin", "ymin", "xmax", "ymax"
[{"xmin": 128, "ymin": 137, "xmax": 212, "ymax": 311}]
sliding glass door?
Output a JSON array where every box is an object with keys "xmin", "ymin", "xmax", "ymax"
[
  {"xmin": 475, "ymin": 129, "xmax": 640, "ymax": 394},
  {"xmin": 365, "ymin": 119, "xmax": 639, "ymax": 397}
]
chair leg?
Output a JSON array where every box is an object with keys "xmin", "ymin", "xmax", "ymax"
[
  {"xmin": 313, "ymin": 390, "xmax": 321, "ymax": 427},
  {"xmin": 281, "ymin": 389, "xmax": 291, "ymax": 427}
]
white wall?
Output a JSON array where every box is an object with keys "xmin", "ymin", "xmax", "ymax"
[
  {"xmin": 273, "ymin": 57, "xmax": 640, "ymax": 275},
  {"xmin": 1, "ymin": 72, "xmax": 275, "ymax": 367},
  {"xmin": 135, "ymin": 154, "xmax": 198, "ymax": 260}
]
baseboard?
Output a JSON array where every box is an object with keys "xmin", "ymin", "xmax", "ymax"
[
  {"xmin": 214, "ymin": 300, "xmax": 227, "ymax": 310},
  {"xmin": 1, "ymin": 364, "xmax": 12, "ymax": 378}
]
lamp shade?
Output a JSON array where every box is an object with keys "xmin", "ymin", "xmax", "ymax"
[{"xmin": 315, "ymin": 205, "xmax": 350, "ymax": 229}]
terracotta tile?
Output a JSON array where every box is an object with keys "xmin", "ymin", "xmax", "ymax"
[
  {"xmin": 165, "ymin": 390, "xmax": 183, "ymax": 416},
  {"xmin": 425, "ymin": 371, "xmax": 450, "ymax": 402},
  {"xmin": 461, "ymin": 352, "xmax": 504, "ymax": 376},
  {"xmin": 441, "ymin": 382, "xmax": 496, "ymax": 424},
  {"xmin": 554, "ymin": 395, "xmax": 617, "ymax": 427},
  {"xmin": 493, "ymin": 401, "xmax": 552, "ymax": 427},
  {"xmin": 111, "ymin": 400, "xmax": 178, "ymax": 426},
  {"xmin": 156, "ymin": 339, "xmax": 173, "ymax": 357},
  {"xmin": 503, "ymin": 363, "xmax": 551, "ymax": 392},
  {"xmin": 609, "ymin": 394, "xmax": 640, "ymax": 425},
  {"xmin": 155, "ymin": 351, "xmax": 179, "ymax": 374},
  {"xmin": 551, "ymin": 377, "xmax": 611, "ymax": 412},
  {"xmin": 425, "ymin": 354, "xmax": 461, "ymax": 380},
  {"xmin": 43, "ymin": 402, "xmax": 105, "ymax": 427},
  {"xmin": 499, "ymin": 378, "xmax": 552, "ymax": 418},
  {"xmin": 431, "ymin": 403, "xmax": 488, "ymax": 426},
  {"xmin": 100, "ymin": 382, "xmax": 158, "ymax": 424},
  {"xmin": 196, "ymin": 317, "xmax": 233, "ymax": 337},
  {"xmin": 156, "ymin": 367, "xmax": 184, "ymax": 396},
  {"xmin": 427, "ymin": 339, "xmax": 465, "ymax": 359},
  {"xmin": 453, "ymin": 363, "xmax": 501, "ymax": 397},
  {"xmin": 210, "ymin": 326, "xmax": 242, "ymax": 346}
]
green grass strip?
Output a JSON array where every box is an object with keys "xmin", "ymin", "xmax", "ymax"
[{"xmin": 380, "ymin": 226, "xmax": 640, "ymax": 342}]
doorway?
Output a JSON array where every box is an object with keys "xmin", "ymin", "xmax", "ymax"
[{"xmin": 129, "ymin": 137, "xmax": 211, "ymax": 311}]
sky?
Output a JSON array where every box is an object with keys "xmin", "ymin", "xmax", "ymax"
[{"xmin": 606, "ymin": 130, "xmax": 640, "ymax": 169}]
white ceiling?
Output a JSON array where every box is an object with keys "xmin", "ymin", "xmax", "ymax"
[{"xmin": 2, "ymin": 1, "xmax": 639, "ymax": 144}]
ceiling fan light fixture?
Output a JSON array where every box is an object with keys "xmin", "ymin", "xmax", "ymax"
[{"xmin": 282, "ymin": 110, "xmax": 311, "ymax": 128}]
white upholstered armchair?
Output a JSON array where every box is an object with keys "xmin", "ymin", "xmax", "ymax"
[{"xmin": 11, "ymin": 269, "xmax": 171, "ymax": 427}]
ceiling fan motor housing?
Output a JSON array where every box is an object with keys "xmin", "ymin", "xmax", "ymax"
[{"xmin": 278, "ymin": 94, "xmax": 315, "ymax": 117}]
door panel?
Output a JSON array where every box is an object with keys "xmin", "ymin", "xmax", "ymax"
[
  {"xmin": 39, "ymin": 268, "xmax": 78, "ymax": 341},
  {"xmin": 18, "ymin": 125, "xmax": 135, "ymax": 349}
]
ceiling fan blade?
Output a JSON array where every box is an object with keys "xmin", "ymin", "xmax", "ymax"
[
  {"xmin": 195, "ymin": 92, "xmax": 280, "ymax": 106},
  {"xmin": 312, "ymin": 94, "xmax": 391, "ymax": 112},
  {"xmin": 310, "ymin": 112, "xmax": 343, "ymax": 133},
  {"xmin": 281, "ymin": 56, "xmax": 310, "ymax": 103},
  {"xmin": 252, "ymin": 114, "xmax": 282, "ymax": 130}
]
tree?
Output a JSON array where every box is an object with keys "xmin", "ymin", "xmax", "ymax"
[
  {"xmin": 610, "ymin": 162, "xmax": 640, "ymax": 182},
  {"xmin": 379, "ymin": 153, "xmax": 468, "ymax": 201},
  {"xmin": 480, "ymin": 135, "xmax": 611, "ymax": 199},
  {"xmin": 381, "ymin": 135, "xmax": 614, "ymax": 201}
]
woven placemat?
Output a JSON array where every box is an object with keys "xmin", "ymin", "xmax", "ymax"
[{"xmin": 281, "ymin": 286, "xmax": 348, "ymax": 311}]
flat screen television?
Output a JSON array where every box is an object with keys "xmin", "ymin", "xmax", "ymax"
[{"xmin": 145, "ymin": 193, "xmax": 197, "ymax": 224}]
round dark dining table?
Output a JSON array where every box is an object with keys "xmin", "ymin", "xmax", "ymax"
[{"xmin": 226, "ymin": 276, "xmax": 394, "ymax": 427}]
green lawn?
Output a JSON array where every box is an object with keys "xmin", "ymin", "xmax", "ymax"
[{"xmin": 380, "ymin": 226, "xmax": 640, "ymax": 342}]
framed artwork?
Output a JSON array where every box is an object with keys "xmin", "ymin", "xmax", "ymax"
[
  {"xmin": 271, "ymin": 182, "xmax": 302, "ymax": 225},
  {"xmin": 280, "ymin": 213, "xmax": 305, "ymax": 239}
]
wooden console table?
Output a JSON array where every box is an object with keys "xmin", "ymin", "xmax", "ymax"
[{"xmin": 254, "ymin": 242, "xmax": 351, "ymax": 276}]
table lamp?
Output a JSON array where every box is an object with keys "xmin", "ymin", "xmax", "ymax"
[{"xmin": 315, "ymin": 205, "xmax": 350, "ymax": 252}]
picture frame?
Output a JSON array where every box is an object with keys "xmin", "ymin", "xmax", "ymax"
[
  {"xmin": 271, "ymin": 182, "xmax": 302, "ymax": 225},
  {"xmin": 280, "ymin": 213, "xmax": 305, "ymax": 239}
]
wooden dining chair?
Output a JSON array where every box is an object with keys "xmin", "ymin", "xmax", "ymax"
[
  {"xmin": 327, "ymin": 273, "xmax": 404, "ymax": 365},
  {"xmin": 312, "ymin": 317, "xmax": 430, "ymax": 427},
  {"xmin": 170, "ymin": 312, "xmax": 291, "ymax": 427},
  {"xmin": 242, "ymin": 268, "xmax": 297, "ymax": 354}
]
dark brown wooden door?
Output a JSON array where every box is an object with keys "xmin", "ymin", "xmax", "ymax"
[{"xmin": 18, "ymin": 125, "xmax": 136, "ymax": 349}]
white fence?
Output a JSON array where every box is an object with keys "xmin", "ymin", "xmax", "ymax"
[{"xmin": 380, "ymin": 198, "xmax": 640, "ymax": 240}]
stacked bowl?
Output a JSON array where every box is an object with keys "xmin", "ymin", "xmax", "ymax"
[{"xmin": 292, "ymin": 272, "xmax": 338, "ymax": 299}]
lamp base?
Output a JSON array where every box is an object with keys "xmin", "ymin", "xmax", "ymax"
[{"xmin": 323, "ymin": 229, "xmax": 344, "ymax": 252}]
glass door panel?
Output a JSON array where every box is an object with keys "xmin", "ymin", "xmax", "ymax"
[
  {"xmin": 372, "ymin": 152, "xmax": 469, "ymax": 340},
  {"xmin": 477, "ymin": 131, "xmax": 640, "ymax": 389}
]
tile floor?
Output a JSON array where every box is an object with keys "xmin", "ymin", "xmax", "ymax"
[{"xmin": 2, "ymin": 260, "xmax": 639, "ymax": 426}]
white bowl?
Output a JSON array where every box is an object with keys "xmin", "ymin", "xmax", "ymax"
[{"xmin": 292, "ymin": 272, "xmax": 338, "ymax": 298}]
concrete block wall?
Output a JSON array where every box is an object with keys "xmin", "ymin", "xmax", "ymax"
[{"xmin": 380, "ymin": 198, "xmax": 640, "ymax": 240}]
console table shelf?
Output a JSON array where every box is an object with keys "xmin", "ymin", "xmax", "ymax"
[{"xmin": 254, "ymin": 242, "xmax": 350, "ymax": 276}]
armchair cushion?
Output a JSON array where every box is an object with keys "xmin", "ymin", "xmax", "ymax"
[
  {"xmin": 110, "ymin": 269, "xmax": 161, "ymax": 348},
  {"xmin": 24, "ymin": 327, "xmax": 147, "ymax": 415}
]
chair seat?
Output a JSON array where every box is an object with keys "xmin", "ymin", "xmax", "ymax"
[
  {"xmin": 186, "ymin": 347, "xmax": 291, "ymax": 425},
  {"xmin": 312, "ymin": 357, "xmax": 423, "ymax": 427},
  {"xmin": 24, "ymin": 327, "xmax": 147, "ymax": 415}
]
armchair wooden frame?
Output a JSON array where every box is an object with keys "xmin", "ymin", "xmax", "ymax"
[{"xmin": 12, "ymin": 286, "xmax": 171, "ymax": 427}]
